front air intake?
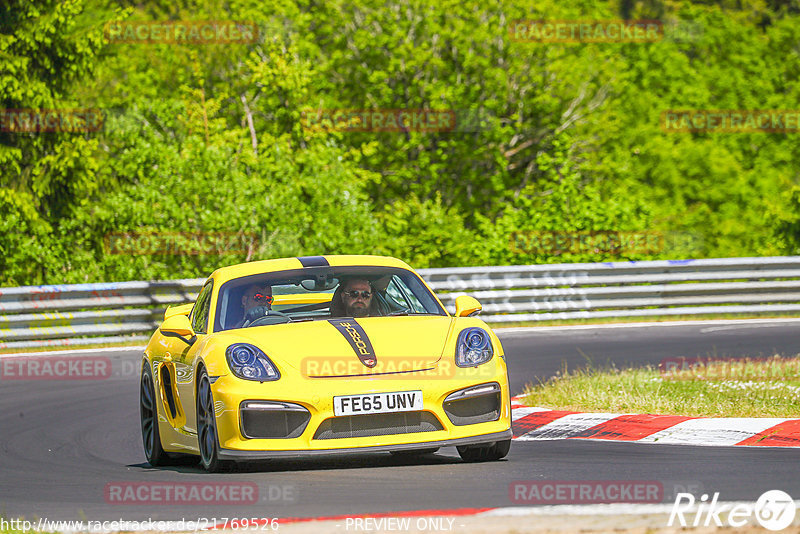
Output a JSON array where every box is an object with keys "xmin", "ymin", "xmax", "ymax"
[
  {"xmin": 239, "ymin": 401, "xmax": 311, "ymax": 439},
  {"xmin": 443, "ymin": 383, "xmax": 502, "ymax": 426},
  {"xmin": 313, "ymin": 411, "xmax": 443, "ymax": 440}
]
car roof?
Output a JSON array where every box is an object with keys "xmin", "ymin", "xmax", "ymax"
[{"xmin": 207, "ymin": 255, "xmax": 415, "ymax": 285}]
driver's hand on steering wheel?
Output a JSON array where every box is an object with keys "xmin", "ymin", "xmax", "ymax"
[{"xmin": 244, "ymin": 305, "xmax": 271, "ymax": 323}]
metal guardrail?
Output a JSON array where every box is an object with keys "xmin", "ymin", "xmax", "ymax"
[
  {"xmin": 0, "ymin": 280, "xmax": 202, "ymax": 350},
  {"xmin": 3, "ymin": 256, "xmax": 800, "ymax": 350}
]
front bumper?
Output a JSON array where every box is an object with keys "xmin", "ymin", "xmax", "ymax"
[
  {"xmin": 218, "ymin": 429, "xmax": 512, "ymax": 460},
  {"xmin": 208, "ymin": 359, "xmax": 512, "ymax": 458}
]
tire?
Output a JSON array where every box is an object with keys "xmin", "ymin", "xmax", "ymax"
[
  {"xmin": 457, "ymin": 439, "xmax": 511, "ymax": 463},
  {"xmin": 196, "ymin": 368, "xmax": 228, "ymax": 472},
  {"xmin": 140, "ymin": 364, "xmax": 171, "ymax": 466},
  {"xmin": 389, "ymin": 447, "xmax": 440, "ymax": 457}
]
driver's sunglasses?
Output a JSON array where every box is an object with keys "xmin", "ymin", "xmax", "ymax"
[
  {"xmin": 344, "ymin": 290, "xmax": 372, "ymax": 299},
  {"xmin": 252, "ymin": 293, "xmax": 274, "ymax": 304}
]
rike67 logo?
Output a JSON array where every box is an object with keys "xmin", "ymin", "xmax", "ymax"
[{"xmin": 669, "ymin": 490, "xmax": 796, "ymax": 531}]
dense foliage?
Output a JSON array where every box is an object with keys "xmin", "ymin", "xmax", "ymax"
[{"xmin": 2, "ymin": 0, "xmax": 799, "ymax": 285}]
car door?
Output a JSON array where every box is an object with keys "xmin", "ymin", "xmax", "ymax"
[
  {"xmin": 150, "ymin": 314, "xmax": 195, "ymax": 436},
  {"xmin": 176, "ymin": 280, "xmax": 213, "ymax": 437}
]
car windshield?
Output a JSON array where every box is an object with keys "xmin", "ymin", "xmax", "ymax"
[{"xmin": 213, "ymin": 266, "xmax": 446, "ymax": 331}]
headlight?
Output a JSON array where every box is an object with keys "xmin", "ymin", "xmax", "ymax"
[
  {"xmin": 455, "ymin": 328, "xmax": 494, "ymax": 367},
  {"xmin": 225, "ymin": 343, "xmax": 280, "ymax": 381}
]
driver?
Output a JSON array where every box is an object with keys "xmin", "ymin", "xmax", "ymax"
[
  {"xmin": 234, "ymin": 284, "xmax": 273, "ymax": 328},
  {"xmin": 338, "ymin": 278, "xmax": 376, "ymax": 318}
]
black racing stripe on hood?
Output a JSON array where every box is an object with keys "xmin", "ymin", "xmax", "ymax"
[
  {"xmin": 327, "ymin": 318, "xmax": 377, "ymax": 368},
  {"xmin": 297, "ymin": 256, "xmax": 330, "ymax": 267}
]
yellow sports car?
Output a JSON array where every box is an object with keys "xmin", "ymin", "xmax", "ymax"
[{"xmin": 140, "ymin": 255, "xmax": 511, "ymax": 471}]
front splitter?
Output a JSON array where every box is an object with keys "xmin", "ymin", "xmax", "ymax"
[{"xmin": 217, "ymin": 429, "xmax": 512, "ymax": 461}]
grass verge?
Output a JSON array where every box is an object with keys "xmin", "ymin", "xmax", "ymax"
[{"xmin": 520, "ymin": 355, "xmax": 800, "ymax": 417}]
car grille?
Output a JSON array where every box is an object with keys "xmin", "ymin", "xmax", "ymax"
[
  {"xmin": 240, "ymin": 402, "xmax": 311, "ymax": 439},
  {"xmin": 443, "ymin": 392, "xmax": 501, "ymax": 426},
  {"xmin": 313, "ymin": 411, "xmax": 444, "ymax": 440}
]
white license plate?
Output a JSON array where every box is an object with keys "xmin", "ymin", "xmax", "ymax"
[{"xmin": 334, "ymin": 390, "xmax": 423, "ymax": 416}]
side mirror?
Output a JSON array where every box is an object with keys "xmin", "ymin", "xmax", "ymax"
[
  {"xmin": 160, "ymin": 314, "xmax": 196, "ymax": 345},
  {"xmin": 454, "ymin": 295, "xmax": 482, "ymax": 317},
  {"xmin": 164, "ymin": 302, "xmax": 194, "ymax": 320}
]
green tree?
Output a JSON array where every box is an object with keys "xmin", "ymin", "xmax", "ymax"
[
  {"xmin": 0, "ymin": 0, "xmax": 110, "ymax": 285},
  {"xmin": 58, "ymin": 2, "xmax": 384, "ymax": 282}
]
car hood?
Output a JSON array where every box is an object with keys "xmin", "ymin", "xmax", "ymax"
[{"xmin": 215, "ymin": 316, "xmax": 454, "ymax": 377}]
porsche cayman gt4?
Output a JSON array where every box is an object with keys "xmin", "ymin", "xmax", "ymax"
[{"xmin": 140, "ymin": 255, "xmax": 512, "ymax": 471}]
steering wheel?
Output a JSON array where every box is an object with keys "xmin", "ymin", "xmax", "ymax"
[{"xmin": 242, "ymin": 306, "xmax": 291, "ymax": 327}]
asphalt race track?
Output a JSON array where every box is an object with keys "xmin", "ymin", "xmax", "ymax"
[{"xmin": 2, "ymin": 320, "xmax": 799, "ymax": 522}]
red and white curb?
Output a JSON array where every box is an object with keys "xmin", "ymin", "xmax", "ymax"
[{"xmin": 510, "ymin": 397, "xmax": 800, "ymax": 447}]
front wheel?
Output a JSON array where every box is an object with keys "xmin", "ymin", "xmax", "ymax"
[
  {"xmin": 457, "ymin": 439, "xmax": 511, "ymax": 462},
  {"xmin": 197, "ymin": 368, "xmax": 228, "ymax": 472}
]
